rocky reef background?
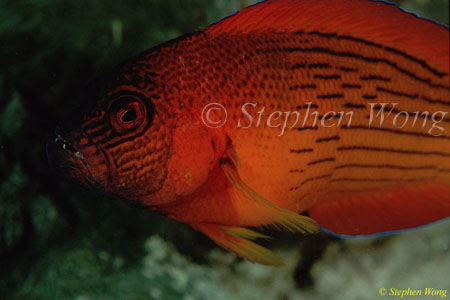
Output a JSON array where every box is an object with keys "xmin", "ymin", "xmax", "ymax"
[{"xmin": 0, "ymin": 0, "xmax": 448, "ymax": 299}]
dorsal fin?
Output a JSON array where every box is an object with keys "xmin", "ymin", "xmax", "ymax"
[{"xmin": 204, "ymin": 0, "xmax": 449, "ymax": 70}]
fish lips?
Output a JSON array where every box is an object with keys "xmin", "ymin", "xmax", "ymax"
[{"xmin": 46, "ymin": 129, "xmax": 109, "ymax": 189}]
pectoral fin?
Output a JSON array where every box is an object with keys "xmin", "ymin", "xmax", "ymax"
[
  {"xmin": 221, "ymin": 156, "xmax": 319, "ymax": 234},
  {"xmin": 188, "ymin": 154, "xmax": 319, "ymax": 265}
]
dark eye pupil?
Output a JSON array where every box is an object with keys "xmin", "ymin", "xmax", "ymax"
[{"xmin": 121, "ymin": 109, "xmax": 137, "ymax": 123}]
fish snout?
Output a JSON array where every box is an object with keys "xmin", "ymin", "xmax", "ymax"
[{"xmin": 47, "ymin": 128, "xmax": 110, "ymax": 189}]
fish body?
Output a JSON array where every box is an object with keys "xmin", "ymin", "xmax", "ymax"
[{"xmin": 47, "ymin": 0, "xmax": 450, "ymax": 265}]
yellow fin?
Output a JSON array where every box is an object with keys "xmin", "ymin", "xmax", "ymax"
[
  {"xmin": 192, "ymin": 223, "xmax": 283, "ymax": 266},
  {"xmin": 221, "ymin": 158, "xmax": 319, "ymax": 234},
  {"xmin": 223, "ymin": 226, "xmax": 271, "ymax": 240}
]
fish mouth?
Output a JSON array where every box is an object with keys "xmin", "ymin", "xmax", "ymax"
[
  {"xmin": 47, "ymin": 130, "xmax": 102, "ymax": 188},
  {"xmin": 52, "ymin": 133, "xmax": 88, "ymax": 165}
]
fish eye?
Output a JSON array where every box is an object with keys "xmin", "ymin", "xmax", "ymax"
[
  {"xmin": 109, "ymin": 96, "xmax": 146, "ymax": 131},
  {"xmin": 120, "ymin": 108, "xmax": 137, "ymax": 123}
]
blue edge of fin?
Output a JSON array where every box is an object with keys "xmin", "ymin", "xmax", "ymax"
[
  {"xmin": 321, "ymin": 217, "xmax": 450, "ymax": 239},
  {"xmin": 213, "ymin": 0, "xmax": 449, "ymax": 29}
]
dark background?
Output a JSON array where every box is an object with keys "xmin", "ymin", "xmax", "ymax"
[{"xmin": 0, "ymin": 0, "xmax": 448, "ymax": 299}]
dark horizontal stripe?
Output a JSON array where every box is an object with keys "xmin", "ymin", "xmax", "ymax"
[
  {"xmin": 338, "ymin": 67, "xmax": 357, "ymax": 72},
  {"xmin": 342, "ymin": 125, "xmax": 450, "ymax": 140},
  {"xmin": 82, "ymin": 127, "xmax": 104, "ymax": 141},
  {"xmin": 302, "ymin": 174, "xmax": 333, "ymax": 185},
  {"xmin": 342, "ymin": 83, "xmax": 361, "ymax": 89},
  {"xmin": 291, "ymin": 63, "xmax": 306, "ymax": 69},
  {"xmin": 289, "ymin": 169, "xmax": 304, "ymax": 173},
  {"xmin": 147, "ymin": 72, "xmax": 159, "ymax": 77},
  {"xmin": 296, "ymin": 126, "xmax": 319, "ymax": 131},
  {"xmin": 334, "ymin": 164, "xmax": 437, "ymax": 170},
  {"xmin": 93, "ymin": 131, "xmax": 120, "ymax": 146},
  {"xmin": 439, "ymin": 168, "xmax": 450, "ymax": 173},
  {"xmin": 102, "ymin": 124, "xmax": 154, "ymax": 149},
  {"xmin": 318, "ymin": 113, "xmax": 347, "ymax": 120},
  {"xmin": 329, "ymin": 176, "xmax": 435, "ymax": 183},
  {"xmin": 308, "ymin": 63, "xmax": 331, "ymax": 69},
  {"xmin": 296, "ymin": 103, "xmax": 319, "ymax": 109},
  {"xmin": 337, "ymin": 145, "xmax": 450, "ymax": 157},
  {"xmin": 316, "ymin": 135, "xmax": 340, "ymax": 143},
  {"xmin": 308, "ymin": 157, "xmax": 336, "ymax": 165},
  {"xmin": 376, "ymin": 86, "xmax": 418, "ymax": 99},
  {"xmin": 362, "ymin": 94, "xmax": 377, "ymax": 100},
  {"xmin": 429, "ymin": 83, "xmax": 449, "ymax": 89},
  {"xmin": 275, "ymin": 46, "xmax": 448, "ymax": 89},
  {"xmin": 120, "ymin": 165, "xmax": 136, "ymax": 173},
  {"xmin": 289, "ymin": 84, "xmax": 317, "ymax": 90},
  {"xmin": 314, "ymin": 74, "xmax": 341, "ymax": 80},
  {"xmin": 87, "ymin": 126, "xmax": 111, "ymax": 139},
  {"xmin": 343, "ymin": 103, "xmax": 365, "ymax": 109},
  {"xmin": 383, "ymin": 46, "xmax": 447, "ymax": 78},
  {"xmin": 81, "ymin": 120, "xmax": 105, "ymax": 131},
  {"xmin": 360, "ymin": 75, "xmax": 390, "ymax": 82},
  {"xmin": 103, "ymin": 129, "xmax": 148, "ymax": 149},
  {"xmin": 305, "ymin": 31, "xmax": 448, "ymax": 78},
  {"xmin": 290, "ymin": 148, "xmax": 314, "ymax": 154},
  {"xmin": 317, "ymin": 93, "xmax": 344, "ymax": 99},
  {"xmin": 422, "ymin": 96, "xmax": 450, "ymax": 107}
]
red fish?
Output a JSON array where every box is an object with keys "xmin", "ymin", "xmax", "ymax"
[{"xmin": 47, "ymin": 0, "xmax": 450, "ymax": 265}]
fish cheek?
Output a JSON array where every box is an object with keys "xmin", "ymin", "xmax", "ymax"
[
  {"xmin": 104, "ymin": 113, "xmax": 172, "ymax": 200},
  {"xmin": 164, "ymin": 122, "xmax": 218, "ymax": 198}
]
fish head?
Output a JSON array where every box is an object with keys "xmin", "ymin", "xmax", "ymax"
[
  {"xmin": 47, "ymin": 50, "xmax": 224, "ymax": 206},
  {"xmin": 48, "ymin": 53, "xmax": 176, "ymax": 204}
]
